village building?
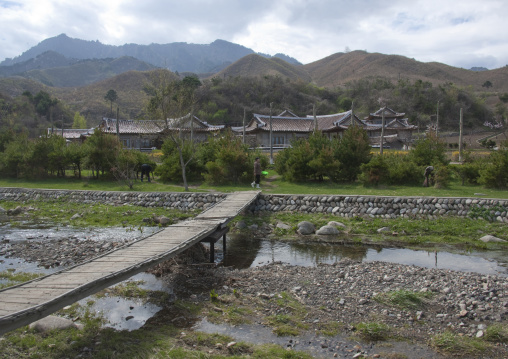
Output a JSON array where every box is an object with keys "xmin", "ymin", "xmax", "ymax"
[
  {"xmin": 363, "ymin": 107, "xmax": 418, "ymax": 150},
  {"xmin": 240, "ymin": 107, "xmax": 417, "ymax": 150},
  {"xmin": 97, "ymin": 115, "xmax": 224, "ymax": 150},
  {"xmin": 46, "ymin": 128, "xmax": 94, "ymax": 143},
  {"xmin": 242, "ymin": 110, "xmax": 369, "ymax": 148}
]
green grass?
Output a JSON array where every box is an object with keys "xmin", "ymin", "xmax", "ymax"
[
  {"xmin": 265, "ymin": 292, "xmax": 309, "ymax": 336},
  {"xmin": 234, "ymin": 212, "xmax": 508, "ymax": 250},
  {"xmin": 430, "ymin": 331, "xmax": 490, "ymax": 356},
  {"xmin": 373, "ymin": 290, "xmax": 433, "ymax": 310},
  {"xmin": 0, "ymin": 270, "xmax": 45, "ymax": 290},
  {"xmin": 354, "ymin": 321, "xmax": 391, "ymax": 341},
  {"xmin": 2, "ymin": 171, "xmax": 508, "ymax": 198},
  {"xmin": 0, "ymin": 199, "xmax": 196, "ymax": 228}
]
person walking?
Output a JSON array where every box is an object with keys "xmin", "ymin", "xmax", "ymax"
[
  {"xmin": 140, "ymin": 163, "xmax": 152, "ymax": 182},
  {"xmin": 251, "ymin": 157, "xmax": 261, "ymax": 189}
]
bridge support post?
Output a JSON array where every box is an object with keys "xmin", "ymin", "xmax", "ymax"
[{"xmin": 200, "ymin": 227, "xmax": 229, "ymax": 264}]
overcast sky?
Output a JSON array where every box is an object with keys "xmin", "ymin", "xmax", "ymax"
[{"xmin": 1, "ymin": 0, "xmax": 507, "ymax": 69}]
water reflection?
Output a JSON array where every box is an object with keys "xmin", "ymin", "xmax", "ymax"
[{"xmin": 221, "ymin": 234, "xmax": 508, "ymax": 277}]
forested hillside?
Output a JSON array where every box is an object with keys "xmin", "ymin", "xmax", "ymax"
[{"xmin": 1, "ymin": 68, "xmax": 504, "ymax": 139}]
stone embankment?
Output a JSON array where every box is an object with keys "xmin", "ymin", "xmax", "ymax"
[
  {"xmin": 0, "ymin": 188, "xmax": 226, "ymax": 212},
  {"xmin": 248, "ymin": 194, "xmax": 508, "ymax": 222},
  {"xmin": 1, "ymin": 188, "xmax": 508, "ymax": 222}
]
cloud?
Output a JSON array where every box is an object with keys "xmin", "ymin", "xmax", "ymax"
[{"xmin": 0, "ymin": 0, "xmax": 507, "ymax": 69}]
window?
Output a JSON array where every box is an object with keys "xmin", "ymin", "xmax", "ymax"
[{"xmin": 273, "ymin": 136, "xmax": 285, "ymax": 145}]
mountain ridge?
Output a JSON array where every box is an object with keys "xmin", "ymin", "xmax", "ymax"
[{"xmin": 0, "ymin": 34, "xmax": 301, "ymax": 74}]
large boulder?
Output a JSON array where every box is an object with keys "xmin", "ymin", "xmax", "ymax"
[
  {"xmin": 328, "ymin": 221, "xmax": 346, "ymax": 229},
  {"xmin": 297, "ymin": 221, "xmax": 315, "ymax": 235},
  {"xmin": 29, "ymin": 315, "xmax": 81, "ymax": 333},
  {"xmin": 316, "ymin": 225, "xmax": 340, "ymax": 235},
  {"xmin": 479, "ymin": 235, "xmax": 506, "ymax": 243}
]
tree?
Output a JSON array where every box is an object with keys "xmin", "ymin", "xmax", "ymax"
[
  {"xmin": 72, "ymin": 112, "xmax": 87, "ymax": 129},
  {"xmin": 409, "ymin": 132, "xmax": 448, "ymax": 167},
  {"xmin": 334, "ymin": 126, "xmax": 372, "ymax": 182},
  {"xmin": 84, "ymin": 129, "xmax": 122, "ymax": 178},
  {"xmin": 104, "ymin": 89, "xmax": 118, "ymax": 117},
  {"xmin": 482, "ymin": 80, "xmax": 493, "ymax": 88},
  {"xmin": 33, "ymin": 91, "xmax": 58, "ymax": 120}
]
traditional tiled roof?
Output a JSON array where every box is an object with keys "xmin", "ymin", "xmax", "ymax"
[
  {"xmin": 278, "ymin": 109, "xmax": 299, "ymax": 117},
  {"xmin": 101, "ymin": 118, "xmax": 166, "ymax": 134},
  {"xmin": 311, "ymin": 111, "xmax": 365, "ymax": 131},
  {"xmin": 100, "ymin": 115, "xmax": 224, "ymax": 134},
  {"xmin": 245, "ymin": 114, "xmax": 314, "ymax": 133},
  {"xmin": 244, "ymin": 110, "xmax": 368, "ymax": 133},
  {"xmin": 364, "ymin": 118, "xmax": 418, "ymax": 130},
  {"xmin": 365, "ymin": 107, "xmax": 405, "ymax": 122},
  {"xmin": 47, "ymin": 128, "xmax": 94, "ymax": 139}
]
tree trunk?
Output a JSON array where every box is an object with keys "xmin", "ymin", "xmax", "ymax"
[{"xmin": 178, "ymin": 146, "xmax": 189, "ymax": 191}]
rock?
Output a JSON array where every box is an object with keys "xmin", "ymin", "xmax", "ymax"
[
  {"xmin": 158, "ymin": 216, "xmax": 171, "ymax": 225},
  {"xmin": 227, "ymin": 341, "xmax": 236, "ymax": 348},
  {"xmin": 297, "ymin": 221, "xmax": 315, "ymax": 235},
  {"xmin": 276, "ymin": 222, "xmax": 291, "ymax": 230},
  {"xmin": 476, "ymin": 330, "xmax": 484, "ymax": 338},
  {"xmin": 0, "ymin": 206, "xmax": 6, "ymax": 213},
  {"xmin": 316, "ymin": 225, "xmax": 340, "ymax": 235},
  {"xmin": 235, "ymin": 220, "xmax": 247, "ymax": 229},
  {"xmin": 70, "ymin": 213, "xmax": 81, "ymax": 220},
  {"xmin": 29, "ymin": 315, "xmax": 80, "ymax": 332},
  {"xmin": 479, "ymin": 235, "xmax": 506, "ymax": 243},
  {"xmin": 377, "ymin": 226, "xmax": 391, "ymax": 233},
  {"xmin": 248, "ymin": 224, "xmax": 259, "ymax": 230},
  {"xmin": 8, "ymin": 206, "xmax": 23, "ymax": 215},
  {"xmin": 327, "ymin": 221, "xmax": 346, "ymax": 229}
]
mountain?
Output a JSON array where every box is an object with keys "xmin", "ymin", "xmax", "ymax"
[
  {"xmin": 303, "ymin": 50, "xmax": 508, "ymax": 92},
  {"xmin": 0, "ymin": 34, "xmax": 299, "ymax": 74},
  {"xmin": 0, "ymin": 51, "xmax": 156, "ymax": 87},
  {"xmin": 212, "ymin": 54, "xmax": 311, "ymax": 82}
]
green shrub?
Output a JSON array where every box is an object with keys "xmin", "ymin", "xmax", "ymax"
[{"xmin": 478, "ymin": 142, "xmax": 508, "ymax": 188}]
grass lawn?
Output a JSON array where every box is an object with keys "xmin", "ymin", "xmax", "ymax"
[{"xmin": 1, "ymin": 169, "xmax": 508, "ymax": 199}]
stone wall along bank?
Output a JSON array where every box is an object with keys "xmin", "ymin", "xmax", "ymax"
[
  {"xmin": 0, "ymin": 188, "xmax": 226, "ymax": 211},
  {"xmin": 248, "ymin": 194, "xmax": 508, "ymax": 223},
  {"xmin": 1, "ymin": 188, "xmax": 507, "ymax": 223}
]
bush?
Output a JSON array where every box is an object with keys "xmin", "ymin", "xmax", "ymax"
[
  {"xmin": 360, "ymin": 153, "xmax": 421, "ymax": 186},
  {"xmin": 409, "ymin": 132, "xmax": 448, "ymax": 167},
  {"xmin": 202, "ymin": 130, "xmax": 252, "ymax": 184},
  {"xmin": 478, "ymin": 141, "xmax": 508, "ymax": 188},
  {"xmin": 359, "ymin": 155, "xmax": 389, "ymax": 185},
  {"xmin": 156, "ymin": 138, "xmax": 203, "ymax": 182},
  {"xmin": 334, "ymin": 125, "xmax": 372, "ymax": 182},
  {"xmin": 433, "ymin": 164, "xmax": 450, "ymax": 188}
]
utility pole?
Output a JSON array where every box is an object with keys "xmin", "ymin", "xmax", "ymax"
[
  {"xmin": 459, "ymin": 108, "xmax": 463, "ymax": 162},
  {"xmin": 269, "ymin": 102, "xmax": 274, "ymax": 164},
  {"xmin": 313, "ymin": 104, "xmax": 317, "ymax": 132},
  {"xmin": 242, "ymin": 108, "xmax": 246, "ymax": 144},
  {"xmin": 190, "ymin": 107, "xmax": 194, "ymax": 144},
  {"xmin": 351, "ymin": 101, "xmax": 355, "ymax": 127},
  {"xmin": 436, "ymin": 100, "xmax": 440, "ymax": 137},
  {"xmin": 380, "ymin": 106, "xmax": 386, "ymax": 155},
  {"xmin": 116, "ymin": 107, "xmax": 119, "ymax": 139}
]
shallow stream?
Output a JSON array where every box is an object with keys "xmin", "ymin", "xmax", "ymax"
[{"xmin": 1, "ymin": 222, "xmax": 506, "ymax": 357}]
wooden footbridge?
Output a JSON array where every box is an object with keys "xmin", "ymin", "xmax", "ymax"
[{"xmin": 0, "ymin": 191, "xmax": 260, "ymax": 336}]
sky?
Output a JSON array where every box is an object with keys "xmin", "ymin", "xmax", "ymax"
[{"xmin": 0, "ymin": 0, "xmax": 507, "ymax": 70}]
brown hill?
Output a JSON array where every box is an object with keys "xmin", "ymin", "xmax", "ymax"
[
  {"xmin": 212, "ymin": 54, "xmax": 311, "ymax": 82},
  {"xmin": 0, "ymin": 69, "xmax": 179, "ymax": 123},
  {"xmin": 303, "ymin": 50, "xmax": 508, "ymax": 92}
]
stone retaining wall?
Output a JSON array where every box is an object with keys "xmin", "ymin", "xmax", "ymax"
[
  {"xmin": 249, "ymin": 194, "xmax": 508, "ymax": 223},
  {"xmin": 0, "ymin": 188, "xmax": 226, "ymax": 211},
  {"xmin": 1, "ymin": 188, "xmax": 507, "ymax": 222}
]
